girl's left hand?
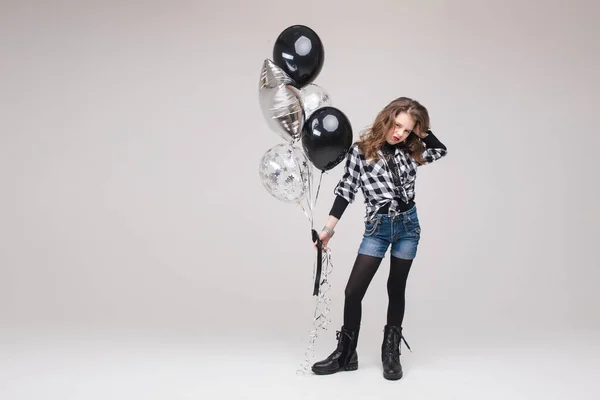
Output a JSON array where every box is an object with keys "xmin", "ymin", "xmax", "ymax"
[{"xmin": 415, "ymin": 129, "xmax": 430, "ymax": 139}]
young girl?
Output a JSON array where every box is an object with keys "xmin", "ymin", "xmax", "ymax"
[{"xmin": 311, "ymin": 97, "xmax": 448, "ymax": 380}]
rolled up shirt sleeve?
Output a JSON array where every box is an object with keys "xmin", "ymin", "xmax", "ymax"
[
  {"xmin": 333, "ymin": 143, "xmax": 362, "ymax": 204},
  {"xmin": 420, "ymin": 130, "xmax": 448, "ymax": 165}
]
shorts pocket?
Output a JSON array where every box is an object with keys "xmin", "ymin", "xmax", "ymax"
[
  {"xmin": 364, "ymin": 218, "xmax": 381, "ymax": 237},
  {"xmin": 404, "ymin": 213, "xmax": 421, "ymax": 238}
]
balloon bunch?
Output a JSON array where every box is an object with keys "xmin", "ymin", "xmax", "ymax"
[
  {"xmin": 257, "ymin": 25, "xmax": 353, "ymax": 376},
  {"xmin": 258, "ymin": 24, "xmax": 354, "ymax": 294},
  {"xmin": 258, "ymin": 25, "xmax": 354, "ymax": 220}
]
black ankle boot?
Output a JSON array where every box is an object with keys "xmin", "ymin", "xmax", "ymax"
[
  {"xmin": 311, "ymin": 326, "xmax": 359, "ymax": 375},
  {"xmin": 381, "ymin": 325, "xmax": 411, "ymax": 380}
]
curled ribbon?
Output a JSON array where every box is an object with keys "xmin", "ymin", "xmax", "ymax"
[{"xmin": 296, "ymin": 247, "xmax": 334, "ymax": 376}]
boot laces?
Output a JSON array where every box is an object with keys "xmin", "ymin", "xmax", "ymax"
[
  {"xmin": 383, "ymin": 330, "xmax": 412, "ymax": 358},
  {"xmin": 401, "ymin": 335, "xmax": 411, "ymax": 353}
]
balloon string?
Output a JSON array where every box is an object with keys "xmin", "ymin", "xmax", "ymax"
[
  {"xmin": 298, "ymin": 200, "xmax": 312, "ymax": 226},
  {"xmin": 307, "ymin": 165, "xmax": 314, "ymax": 229},
  {"xmin": 312, "ymin": 171, "xmax": 323, "ymax": 214},
  {"xmin": 297, "ymin": 162, "xmax": 315, "ymax": 227},
  {"xmin": 295, "ymin": 168, "xmax": 329, "ymax": 374},
  {"xmin": 299, "ymin": 166, "xmax": 323, "ymax": 229}
]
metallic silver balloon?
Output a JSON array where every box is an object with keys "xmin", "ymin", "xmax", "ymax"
[
  {"xmin": 297, "ymin": 84, "xmax": 332, "ymax": 119},
  {"xmin": 259, "ymin": 58, "xmax": 294, "ymax": 88},
  {"xmin": 258, "ymin": 143, "xmax": 311, "ymax": 203},
  {"xmin": 259, "ymin": 59, "xmax": 304, "ymax": 143}
]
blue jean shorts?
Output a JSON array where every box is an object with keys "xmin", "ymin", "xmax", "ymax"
[{"xmin": 357, "ymin": 205, "xmax": 421, "ymax": 260}]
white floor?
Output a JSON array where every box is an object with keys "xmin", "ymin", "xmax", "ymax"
[{"xmin": 1, "ymin": 328, "xmax": 598, "ymax": 400}]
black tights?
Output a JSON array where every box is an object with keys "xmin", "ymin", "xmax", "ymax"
[{"xmin": 343, "ymin": 254, "xmax": 413, "ymax": 331}]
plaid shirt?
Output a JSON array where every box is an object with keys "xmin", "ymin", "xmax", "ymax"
[{"xmin": 334, "ymin": 133, "xmax": 447, "ymax": 221}]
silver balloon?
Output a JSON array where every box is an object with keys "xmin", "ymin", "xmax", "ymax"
[
  {"xmin": 258, "ymin": 59, "xmax": 304, "ymax": 143},
  {"xmin": 258, "ymin": 143, "xmax": 311, "ymax": 203},
  {"xmin": 259, "ymin": 58, "xmax": 294, "ymax": 88},
  {"xmin": 298, "ymin": 84, "xmax": 332, "ymax": 118}
]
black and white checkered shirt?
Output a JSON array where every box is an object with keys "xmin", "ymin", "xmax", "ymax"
[{"xmin": 333, "ymin": 132, "xmax": 447, "ymax": 221}]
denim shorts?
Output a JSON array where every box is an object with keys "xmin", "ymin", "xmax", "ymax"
[{"xmin": 357, "ymin": 205, "xmax": 421, "ymax": 260}]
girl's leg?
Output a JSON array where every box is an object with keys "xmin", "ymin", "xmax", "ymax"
[
  {"xmin": 343, "ymin": 254, "xmax": 384, "ymax": 330},
  {"xmin": 386, "ymin": 256, "xmax": 413, "ymax": 326}
]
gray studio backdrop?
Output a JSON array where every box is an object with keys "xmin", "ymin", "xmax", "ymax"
[{"xmin": 1, "ymin": 0, "xmax": 598, "ymax": 343}]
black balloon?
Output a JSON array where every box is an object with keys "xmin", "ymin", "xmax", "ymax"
[
  {"xmin": 273, "ymin": 25, "xmax": 324, "ymax": 88},
  {"xmin": 301, "ymin": 107, "xmax": 353, "ymax": 172}
]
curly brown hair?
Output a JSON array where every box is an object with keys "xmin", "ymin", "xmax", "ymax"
[{"xmin": 357, "ymin": 97, "xmax": 430, "ymax": 164}]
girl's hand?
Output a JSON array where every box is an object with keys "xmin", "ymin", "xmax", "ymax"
[
  {"xmin": 415, "ymin": 128, "xmax": 430, "ymax": 139},
  {"xmin": 314, "ymin": 230, "xmax": 331, "ymax": 250}
]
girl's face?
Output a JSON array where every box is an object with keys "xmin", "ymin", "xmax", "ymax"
[{"xmin": 386, "ymin": 112, "xmax": 415, "ymax": 145}]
